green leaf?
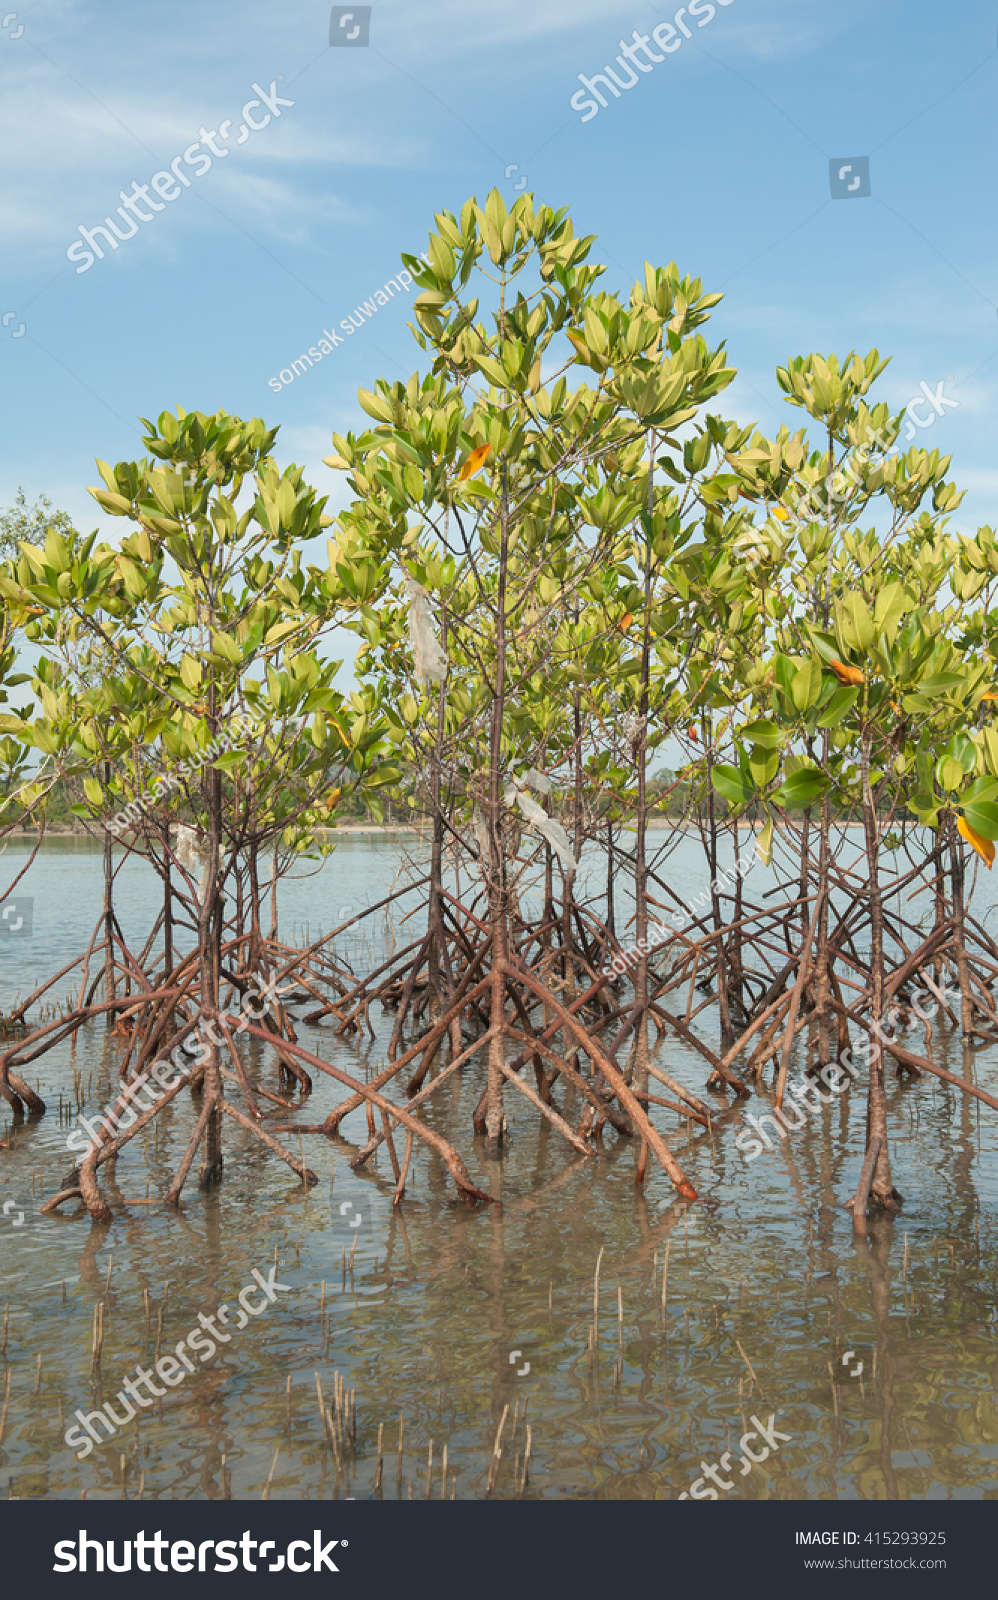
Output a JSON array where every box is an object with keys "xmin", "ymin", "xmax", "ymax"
[
  {"xmin": 179, "ymin": 654, "xmax": 201, "ymax": 692},
  {"xmin": 873, "ymin": 581, "xmax": 909, "ymax": 638},
  {"xmin": 792, "ymin": 655, "xmax": 822, "ymax": 714},
  {"xmin": 936, "ymin": 756, "xmax": 964, "ymax": 793},
  {"xmin": 963, "ymin": 800, "xmax": 998, "ymax": 840},
  {"xmin": 948, "ymin": 732, "xmax": 977, "ymax": 774},
  {"xmin": 711, "ymin": 763, "xmax": 750, "ymax": 804},
  {"xmin": 774, "ymin": 769, "xmax": 828, "ymax": 808},
  {"xmin": 263, "ymin": 620, "xmax": 300, "ymax": 646},
  {"xmin": 918, "ymin": 673, "xmax": 966, "ymax": 694},
  {"xmin": 774, "ymin": 655, "xmax": 798, "ymax": 698},
  {"xmin": 211, "ymin": 632, "xmax": 242, "ymax": 666},
  {"xmin": 89, "ymin": 488, "xmax": 133, "ymax": 516},
  {"xmin": 817, "ymin": 685, "xmax": 859, "ymax": 728},
  {"xmin": 806, "ymin": 628, "xmax": 841, "ymax": 666},
  {"xmin": 473, "ymin": 353, "xmax": 509, "ymax": 389},
  {"xmin": 901, "ymin": 693, "xmax": 934, "ymax": 716},
  {"xmin": 748, "ymin": 746, "xmax": 779, "ymax": 787},
  {"xmin": 981, "ymin": 727, "xmax": 998, "ymax": 777},
  {"xmin": 843, "ymin": 593, "xmax": 875, "ymax": 653},
  {"xmin": 740, "ymin": 718, "xmax": 781, "ymax": 749},
  {"xmin": 212, "ymin": 751, "xmax": 244, "ymax": 773},
  {"xmin": 963, "ymin": 773, "xmax": 998, "ymax": 806},
  {"xmin": 357, "ymin": 389, "xmax": 394, "ymax": 424},
  {"xmin": 365, "ymin": 764, "xmax": 401, "ymax": 789}
]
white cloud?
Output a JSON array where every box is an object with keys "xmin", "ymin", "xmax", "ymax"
[
  {"xmin": 278, "ymin": 421, "xmax": 338, "ymax": 465},
  {"xmin": 0, "ymin": 66, "xmax": 417, "ymax": 259},
  {"xmin": 942, "ymin": 465, "xmax": 998, "ymax": 500}
]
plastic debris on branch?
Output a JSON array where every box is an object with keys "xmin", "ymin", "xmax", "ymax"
[
  {"xmin": 405, "ymin": 575, "xmax": 447, "ymax": 685},
  {"xmin": 523, "ymin": 767, "xmax": 551, "ymax": 795},
  {"xmin": 621, "ymin": 713, "xmax": 646, "ymax": 759},
  {"xmin": 172, "ymin": 824, "xmax": 211, "ymax": 900},
  {"xmin": 503, "ymin": 768, "xmax": 552, "ymax": 805},
  {"xmin": 505, "ymin": 772, "xmax": 578, "ymax": 874}
]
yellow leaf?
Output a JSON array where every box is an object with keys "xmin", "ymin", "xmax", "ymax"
[
  {"xmin": 958, "ymin": 814, "xmax": 994, "ymax": 868},
  {"xmin": 325, "ymin": 787, "xmax": 341, "ymax": 811},
  {"xmin": 772, "ymin": 506, "xmax": 791, "ymax": 523},
  {"xmin": 982, "ymin": 690, "xmax": 998, "ymax": 702},
  {"xmin": 458, "ymin": 444, "xmax": 492, "ymax": 482},
  {"xmin": 179, "ymin": 654, "xmax": 202, "ymax": 692},
  {"xmin": 757, "ymin": 817, "xmax": 774, "ymax": 867},
  {"xmin": 830, "ymin": 659, "xmax": 865, "ymax": 686}
]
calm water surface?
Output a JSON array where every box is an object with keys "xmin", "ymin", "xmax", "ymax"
[{"xmin": 0, "ymin": 833, "xmax": 996, "ymax": 1501}]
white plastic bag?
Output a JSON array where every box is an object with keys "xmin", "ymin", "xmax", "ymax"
[
  {"xmin": 406, "ymin": 576, "xmax": 447, "ymax": 685},
  {"xmin": 523, "ymin": 767, "xmax": 552, "ymax": 795},
  {"xmin": 622, "ymin": 713, "xmax": 646, "ymax": 758},
  {"xmin": 172, "ymin": 825, "xmax": 211, "ymax": 900},
  {"xmin": 515, "ymin": 789, "xmax": 577, "ymax": 874},
  {"xmin": 173, "ymin": 824, "xmax": 206, "ymax": 873}
]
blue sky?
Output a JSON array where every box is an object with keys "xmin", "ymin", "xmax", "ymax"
[{"xmin": 2, "ymin": 0, "xmax": 998, "ymax": 567}]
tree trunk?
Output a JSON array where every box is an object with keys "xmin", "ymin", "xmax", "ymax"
[
  {"xmin": 198, "ymin": 687, "xmax": 224, "ymax": 1191},
  {"xmin": 861, "ymin": 728, "xmax": 897, "ymax": 1213},
  {"xmin": 424, "ymin": 670, "xmax": 447, "ymax": 1069},
  {"xmin": 103, "ymin": 761, "xmax": 115, "ymax": 1007},
  {"xmin": 484, "ymin": 457, "xmax": 511, "ymax": 1149},
  {"xmin": 949, "ymin": 819, "xmax": 974, "ymax": 1039},
  {"xmin": 632, "ymin": 430, "xmax": 656, "ymax": 1181},
  {"xmin": 812, "ymin": 733, "xmax": 833, "ymax": 1065},
  {"xmin": 706, "ymin": 720, "xmax": 734, "ymax": 1053}
]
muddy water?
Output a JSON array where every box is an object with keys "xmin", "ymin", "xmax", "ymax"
[{"xmin": 1, "ymin": 835, "xmax": 996, "ymax": 1501}]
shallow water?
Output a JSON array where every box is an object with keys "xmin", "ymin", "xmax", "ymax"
[{"xmin": 1, "ymin": 835, "xmax": 996, "ymax": 1501}]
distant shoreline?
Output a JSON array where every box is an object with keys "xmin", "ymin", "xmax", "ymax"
[{"xmin": 3, "ymin": 818, "xmax": 872, "ymax": 842}]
